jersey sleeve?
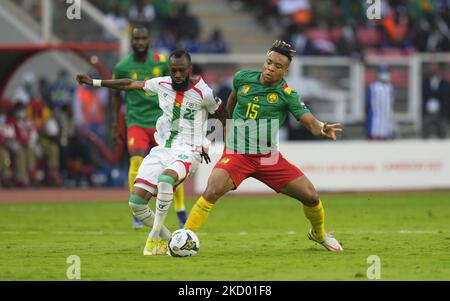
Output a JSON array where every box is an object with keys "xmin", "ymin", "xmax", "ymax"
[
  {"xmin": 142, "ymin": 78, "xmax": 159, "ymax": 94},
  {"xmin": 232, "ymin": 70, "xmax": 247, "ymax": 93},
  {"xmin": 202, "ymin": 89, "xmax": 223, "ymax": 114},
  {"xmin": 287, "ymin": 93, "xmax": 311, "ymax": 119},
  {"xmin": 112, "ymin": 64, "xmax": 124, "ymax": 80}
]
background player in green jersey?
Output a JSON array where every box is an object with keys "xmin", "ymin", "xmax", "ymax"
[
  {"xmin": 111, "ymin": 27, "xmax": 187, "ymax": 229},
  {"xmin": 185, "ymin": 40, "xmax": 344, "ymax": 252}
]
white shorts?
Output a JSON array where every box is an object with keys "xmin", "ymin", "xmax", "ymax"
[{"xmin": 134, "ymin": 146, "xmax": 201, "ymax": 195}]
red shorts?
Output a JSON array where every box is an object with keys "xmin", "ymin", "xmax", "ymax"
[
  {"xmin": 214, "ymin": 148, "xmax": 304, "ymax": 193},
  {"xmin": 127, "ymin": 126, "xmax": 157, "ymax": 153}
]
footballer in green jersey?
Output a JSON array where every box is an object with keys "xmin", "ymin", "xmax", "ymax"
[{"xmin": 185, "ymin": 40, "xmax": 345, "ymax": 252}]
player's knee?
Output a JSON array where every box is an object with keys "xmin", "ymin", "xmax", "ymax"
[
  {"xmin": 203, "ymin": 184, "xmax": 223, "ymax": 203},
  {"xmin": 294, "ymin": 185, "xmax": 319, "ymax": 207},
  {"xmin": 128, "ymin": 193, "xmax": 150, "ymax": 220},
  {"xmin": 303, "ymin": 190, "xmax": 320, "ymax": 207}
]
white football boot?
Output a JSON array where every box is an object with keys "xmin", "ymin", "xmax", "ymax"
[{"xmin": 308, "ymin": 229, "xmax": 344, "ymax": 252}]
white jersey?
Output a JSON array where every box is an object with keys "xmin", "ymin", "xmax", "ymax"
[{"xmin": 142, "ymin": 76, "xmax": 222, "ymax": 151}]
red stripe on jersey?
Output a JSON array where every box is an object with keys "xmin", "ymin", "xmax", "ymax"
[
  {"xmin": 175, "ymin": 160, "xmax": 192, "ymax": 175},
  {"xmin": 192, "ymin": 86, "xmax": 203, "ymax": 99},
  {"xmin": 175, "ymin": 91, "xmax": 185, "ymax": 106},
  {"xmin": 135, "ymin": 178, "xmax": 157, "ymax": 188},
  {"xmin": 153, "ymin": 53, "xmax": 160, "ymax": 62},
  {"xmin": 214, "ymin": 99, "xmax": 224, "ymax": 113}
]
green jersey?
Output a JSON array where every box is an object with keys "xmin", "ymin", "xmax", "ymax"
[
  {"xmin": 226, "ymin": 70, "xmax": 310, "ymax": 154},
  {"xmin": 113, "ymin": 52, "xmax": 169, "ymax": 128}
]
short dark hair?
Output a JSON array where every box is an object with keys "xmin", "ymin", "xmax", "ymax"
[
  {"xmin": 268, "ymin": 40, "xmax": 296, "ymax": 62},
  {"xmin": 132, "ymin": 27, "xmax": 149, "ymax": 36},
  {"xmin": 169, "ymin": 50, "xmax": 191, "ymax": 63}
]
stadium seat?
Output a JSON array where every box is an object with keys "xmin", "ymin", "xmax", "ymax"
[
  {"xmin": 364, "ymin": 48, "xmax": 381, "ymax": 57},
  {"xmin": 357, "ymin": 27, "xmax": 382, "ymax": 47},
  {"xmin": 306, "ymin": 28, "xmax": 331, "ymax": 42},
  {"xmin": 382, "ymin": 48, "xmax": 405, "ymax": 57},
  {"xmin": 329, "ymin": 27, "xmax": 342, "ymax": 42}
]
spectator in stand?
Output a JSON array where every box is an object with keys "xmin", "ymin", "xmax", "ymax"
[
  {"xmin": 42, "ymin": 115, "xmax": 61, "ymax": 186},
  {"xmin": 153, "ymin": 0, "xmax": 179, "ymax": 30},
  {"xmin": 422, "ymin": 63, "xmax": 450, "ymax": 139},
  {"xmin": 14, "ymin": 72, "xmax": 40, "ymax": 105},
  {"xmin": 278, "ymin": 0, "xmax": 312, "ymax": 27},
  {"xmin": 204, "ymin": 28, "xmax": 229, "ymax": 54},
  {"xmin": 282, "ymin": 24, "xmax": 316, "ymax": 56},
  {"xmin": 0, "ymin": 105, "xmax": 14, "ymax": 187},
  {"xmin": 73, "ymin": 73, "xmax": 108, "ymax": 140},
  {"xmin": 175, "ymin": 2, "xmax": 201, "ymax": 41},
  {"xmin": 23, "ymin": 80, "xmax": 62, "ymax": 187},
  {"xmin": 7, "ymin": 102, "xmax": 39, "ymax": 187},
  {"xmin": 173, "ymin": 3, "xmax": 203, "ymax": 53},
  {"xmin": 382, "ymin": 6, "xmax": 413, "ymax": 49},
  {"xmin": 105, "ymin": 2, "xmax": 130, "ymax": 34},
  {"xmin": 57, "ymin": 104, "xmax": 94, "ymax": 188},
  {"xmin": 366, "ymin": 66, "xmax": 395, "ymax": 140},
  {"xmin": 335, "ymin": 20, "xmax": 364, "ymax": 60},
  {"xmin": 38, "ymin": 77, "xmax": 51, "ymax": 108},
  {"xmin": 128, "ymin": 0, "xmax": 156, "ymax": 28},
  {"xmin": 339, "ymin": 0, "xmax": 366, "ymax": 25},
  {"xmin": 416, "ymin": 18, "xmax": 450, "ymax": 52},
  {"xmin": 48, "ymin": 70, "xmax": 76, "ymax": 113}
]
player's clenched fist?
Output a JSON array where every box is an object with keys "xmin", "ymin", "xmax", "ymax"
[{"xmin": 76, "ymin": 74, "xmax": 92, "ymax": 85}]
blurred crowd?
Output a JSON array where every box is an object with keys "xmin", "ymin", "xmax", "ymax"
[
  {"xmin": 90, "ymin": 0, "xmax": 230, "ymax": 54},
  {"xmin": 0, "ymin": 70, "xmax": 112, "ymax": 189},
  {"xmin": 19, "ymin": 0, "xmax": 230, "ymax": 54},
  {"xmin": 233, "ymin": 0, "xmax": 450, "ymax": 58}
]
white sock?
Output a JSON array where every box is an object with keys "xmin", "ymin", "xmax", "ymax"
[
  {"xmin": 129, "ymin": 202, "xmax": 171, "ymax": 239},
  {"xmin": 128, "ymin": 202, "xmax": 155, "ymax": 227},
  {"xmin": 149, "ymin": 181, "xmax": 173, "ymax": 240}
]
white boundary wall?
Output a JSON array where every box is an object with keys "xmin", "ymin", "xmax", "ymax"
[{"xmin": 194, "ymin": 140, "xmax": 450, "ymax": 193}]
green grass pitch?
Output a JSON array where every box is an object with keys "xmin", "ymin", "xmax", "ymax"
[{"xmin": 0, "ymin": 191, "xmax": 449, "ymax": 281}]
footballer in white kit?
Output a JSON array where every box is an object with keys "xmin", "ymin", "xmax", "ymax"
[
  {"xmin": 76, "ymin": 50, "xmax": 227, "ymax": 256},
  {"xmin": 134, "ymin": 75, "xmax": 221, "ymax": 194}
]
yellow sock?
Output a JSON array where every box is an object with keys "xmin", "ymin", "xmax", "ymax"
[
  {"xmin": 128, "ymin": 156, "xmax": 144, "ymax": 192},
  {"xmin": 184, "ymin": 196, "xmax": 214, "ymax": 232},
  {"xmin": 173, "ymin": 183, "xmax": 185, "ymax": 212},
  {"xmin": 303, "ymin": 200, "xmax": 325, "ymax": 240}
]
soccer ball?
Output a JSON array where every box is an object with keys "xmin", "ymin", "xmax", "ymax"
[{"xmin": 168, "ymin": 229, "xmax": 200, "ymax": 257}]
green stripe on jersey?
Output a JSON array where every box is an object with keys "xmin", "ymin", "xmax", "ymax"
[{"xmin": 165, "ymin": 91, "xmax": 184, "ymax": 148}]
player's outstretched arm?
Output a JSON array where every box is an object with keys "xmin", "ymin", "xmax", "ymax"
[
  {"xmin": 299, "ymin": 113, "xmax": 343, "ymax": 140},
  {"xmin": 76, "ymin": 74, "xmax": 143, "ymax": 91}
]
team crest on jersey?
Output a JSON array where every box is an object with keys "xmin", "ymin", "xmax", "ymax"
[
  {"xmin": 131, "ymin": 71, "xmax": 138, "ymax": 80},
  {"xmin": 267, "ymin": 93, "xmax": 279, "ymax": 104},
  {"xmin": 178, "ymin": 154, "xmax": 189, "ymax": 160},
  {"xmin": 152, "ymin": 67, "xmax": 161, "ymax": 77},
  {"xmin": 241, "ymin": 85, "xmax": 251, "ymax": 96},
  {"xmin": 220, "ymin": 158, "xmax": 231, "ymax": 164}
]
